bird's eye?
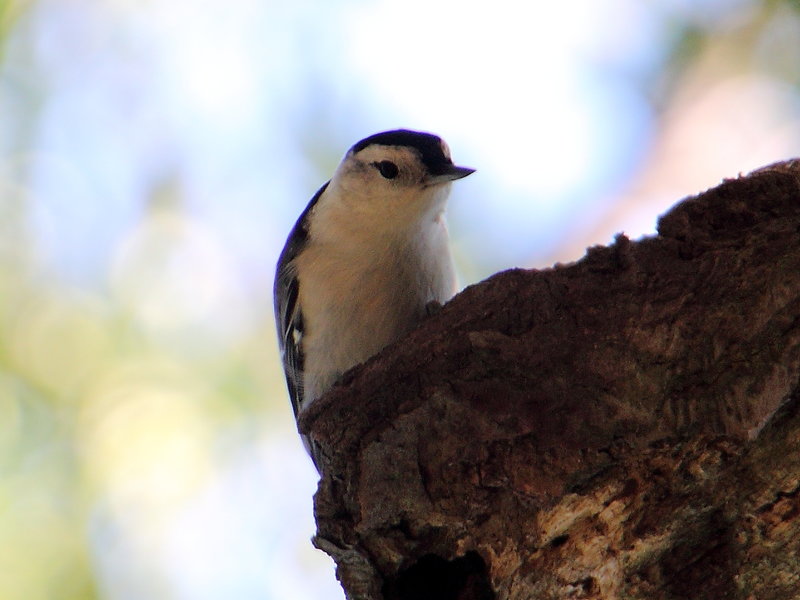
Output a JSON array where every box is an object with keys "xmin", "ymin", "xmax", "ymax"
[{"xmin": 374, "ymin": 160, "xmax": 399, "ymax": 179}]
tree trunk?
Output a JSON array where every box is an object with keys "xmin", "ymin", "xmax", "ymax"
[{"xmin": 300, "ymin": 159, "xmax": 800, "ymax": 600}]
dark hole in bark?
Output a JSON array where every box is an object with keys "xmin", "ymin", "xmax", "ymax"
[{"xmin": 383, "ymin": 550, "xmax": 495, "ymax": 600}]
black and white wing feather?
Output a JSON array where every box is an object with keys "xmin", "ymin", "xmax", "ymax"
[{"xmin": 273, "ymin": 182, "xmax": 327, "ymax": 418}]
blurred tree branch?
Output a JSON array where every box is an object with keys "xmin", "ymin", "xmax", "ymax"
[{"xmin": 302, "ymin": 159, "xmax": 800, "ymax": 600}]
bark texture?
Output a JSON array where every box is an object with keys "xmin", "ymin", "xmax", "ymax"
[{"xmin": 300, "ymin": 159, "xmax": 800, "ymax": 600}]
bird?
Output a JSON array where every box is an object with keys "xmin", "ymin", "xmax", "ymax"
[{"xmin": 274, "ymin": 129, "xmax": 474, "ymax": 468}]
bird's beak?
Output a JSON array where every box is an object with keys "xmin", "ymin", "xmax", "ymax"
[{"xmin": 427, "ymin": 164, "xmax": 476, "ymax": 185}]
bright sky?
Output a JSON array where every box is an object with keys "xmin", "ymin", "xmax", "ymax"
[{"xmin": 17, "ymin": 0, "xmax": 668, "ymax": 287}]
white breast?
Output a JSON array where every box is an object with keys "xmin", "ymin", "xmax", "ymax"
[{"xmin": 294, "ymin": 199, "xmax": 456, "ymax": 405}]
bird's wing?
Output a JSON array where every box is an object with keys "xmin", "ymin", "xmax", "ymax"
[
  {"xmin": 275, "ymin": 262, "xmax": 304, "ymax": 418},
  {"xmin": 273, "ymin": 182, "xmax": 328, "ymax": 418}
]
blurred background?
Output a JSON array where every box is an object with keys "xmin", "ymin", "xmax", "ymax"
[{"xmin": 0, "ymin": 0, "xmax": 799, "ymax": 597}]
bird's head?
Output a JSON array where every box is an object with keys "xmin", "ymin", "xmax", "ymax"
[{"xmin": 327, "ymin": 129, "xmax": 474, "ymax": 225}]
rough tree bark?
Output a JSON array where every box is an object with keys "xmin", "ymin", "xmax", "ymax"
[{"xmin": 300, "ymin": 159, "xmax": 800, "ymax": 600}]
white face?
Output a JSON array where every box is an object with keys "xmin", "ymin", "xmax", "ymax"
[
  {"xmin": 342, "ymin": 144, "xmax": 437, "ymax": 187},
  {"xmin": 328, "ymin": 144, "xmax": 453, "ymax": 222}
]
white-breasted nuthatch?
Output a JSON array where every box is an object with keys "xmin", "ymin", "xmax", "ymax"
[{"xmin": 274, "ymin": 129, "xmax": 474, "ymax": 467}]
